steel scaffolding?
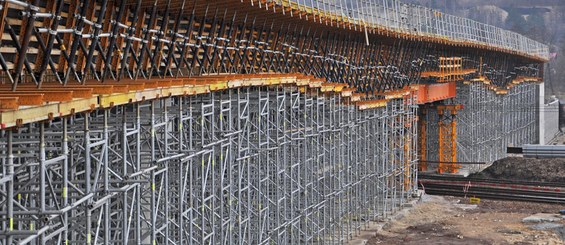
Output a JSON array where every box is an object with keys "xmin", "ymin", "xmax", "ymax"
[
  {"xmin": 422, "ymin": 82, "xmax": 539, "ymax": 173},
  {"xmin": 0, "ymin": 84, "xmax": 418, "ymax": 244},
  {"xmin": 0, "ymin": 0, "xmax": 548, "ymax": 243}
]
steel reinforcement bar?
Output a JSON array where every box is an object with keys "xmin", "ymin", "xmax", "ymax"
[{"xmin": 0, "ymin": 74, "xmax": 419, "ymax": 244}]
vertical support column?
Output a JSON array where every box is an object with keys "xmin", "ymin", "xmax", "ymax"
[
  {"xmin": 103, "ymin": 110, "xmax": 110, "ymax": 245},
  {"xmin": 5, "ymin": 130, "xmax": 14, "ymax": 245},
  {"xmin": 437, "ymin": 105, "xmax": 461, "ymax": 174},
  {"xmin": 272, "ymin": 86, "xmax": 288, "ymax": 244},
  {"xmin": 538, "ymin": 82, "xmax": 545, "ymax": 144},
  {"xmin": 62, "ymin": 118, "xmax": 69, "ymax": 244},
  {"xmin": 84, "ymin": 113, "xmax": 93, "ymax": 245}
]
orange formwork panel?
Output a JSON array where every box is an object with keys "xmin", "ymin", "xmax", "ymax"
[{"xmin": 416, "ymin": 82, "xmax": 456, "ymax": 104}]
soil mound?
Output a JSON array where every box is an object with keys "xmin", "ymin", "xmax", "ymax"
[{"xmin": 469, "ymin": 157, "xmax": 565, "ymax": 182}]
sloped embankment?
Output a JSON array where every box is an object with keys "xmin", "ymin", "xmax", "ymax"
[{"xmin": 469, "ymin": 157, "xmax": 565, "ymax": 182}]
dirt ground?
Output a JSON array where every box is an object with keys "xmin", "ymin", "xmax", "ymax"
[
  {"xmin": 366, "ymin": 195, "xmax": 565, "ymax": 245},
  {"xmin": 469, "ymin": 157, "xmax": 565, "ymax": 183}
]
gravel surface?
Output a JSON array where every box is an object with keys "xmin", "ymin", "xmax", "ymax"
[
  {"xmin": 365, "ymin": 196, "xmax": 565, "ymax": 245},
  {"xmin": 360, "ymin": 156, "xmax": 565, "ymax": 244}
]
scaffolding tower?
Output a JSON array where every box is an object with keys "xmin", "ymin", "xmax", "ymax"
[{"xmin": 0, "ymin": 81, "xmax": 419, "ymax": 244}]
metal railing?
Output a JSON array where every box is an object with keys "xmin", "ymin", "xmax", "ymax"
[{"xmin": 276, "ymin": 0, "xmax": 549, "ymax": 60}]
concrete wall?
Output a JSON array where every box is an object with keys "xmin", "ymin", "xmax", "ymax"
[{"xmin": 539, "ymin": 94, "xmax": 560, "ymax": 145}]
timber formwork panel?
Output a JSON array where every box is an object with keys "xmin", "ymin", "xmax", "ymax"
[{"xmin": 0, "ymin": 0, "xmax": 546, "ymax": 93}]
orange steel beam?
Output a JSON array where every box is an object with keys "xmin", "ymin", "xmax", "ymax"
[
  {"xmin": 416, "ymin": 82, "xmax": 457, "ymax": 104},
  {"xmin": 438, "ymin": 119, "xmax": 446, "ymax": 174},
  {"xmin": 450, "ymin": 117, "xmax": 457, "ymax": 172}
]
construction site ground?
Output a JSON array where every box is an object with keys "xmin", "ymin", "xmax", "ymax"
[
  {"xmin": 347, "ymin": 156, "xmax": 565, "ymax": 244},
  {"xmin": 470, "ymin": 157, "xmax": 565, "ymax": 182},
  {"xmin": 354, "ymin": 194, "xmax": 565, "ymax": 245}
]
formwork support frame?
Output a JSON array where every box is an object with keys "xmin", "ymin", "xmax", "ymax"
[{"xmin": 0, "ymin": 85, "xmax": 419, "ymax": 245}]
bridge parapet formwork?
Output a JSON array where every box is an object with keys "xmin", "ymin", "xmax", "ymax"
[{"xmin": 268, "ymin": 0, "xmax": 548, "ymax": 61}]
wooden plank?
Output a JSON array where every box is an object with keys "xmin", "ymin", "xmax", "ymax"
[
  {"xmin": 4, "ymin": 83, "xmax": 116, "ymax": 94},
  {"xmin": 135, "ymin": 88, "xmax": 162, "ymax": 101},
  {"xmin": 355, "ymin": 100, "xmax": 388, "ymax": 110},
  {"xmin": 156, "ymin": 79, "xmax": 172, "ymax": 87},
  {"xmin": 99, "ymin": 92, "xmax": 136, "ymax": 108},
  {"xmin": 0, "ymin": 1, "xmax": 9, "ymax": 47},
  {"xmin": 170, "ymin": 79, "xmax": 184, "ymax": 86},
  {"xmin": 84, "ymin": 79, "xmax": 148, "ymax": 90}
]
